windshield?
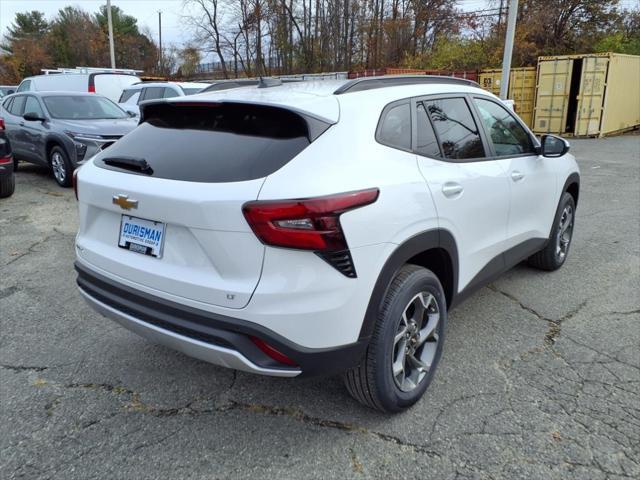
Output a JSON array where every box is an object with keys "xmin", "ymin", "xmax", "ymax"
[
  {"xmin": 43, "ymin": 95, "xmax": 128, "ymax": 120},
  {"xmin": 181, "ymin": 87, "xmax": 204, "ymax": 95}
]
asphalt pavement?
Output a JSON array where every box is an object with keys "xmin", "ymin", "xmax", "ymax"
[{"xmin": 1, "ymin": 134, "xmax": 639, "ymax": 479}]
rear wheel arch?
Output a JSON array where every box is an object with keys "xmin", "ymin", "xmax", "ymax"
[{"xmin": 358, "ymin": 229, "xmax": 458, "ymax": 341}]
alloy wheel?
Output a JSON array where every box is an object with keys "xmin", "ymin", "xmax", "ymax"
[
  {"xmin": 51, "ymin": 152, "xmax": 66, "ymax": 184},
  {"xmin": 556, "ymin": 204, "xmax": 574, "ymax": 261},
  {"xmin": 392, "ymin": 292, "xmax": 440, "ymax": 392}
]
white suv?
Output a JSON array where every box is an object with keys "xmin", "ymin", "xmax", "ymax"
[{"xmin": 74, "ymin": 76, "xmax": 580, "ymax": 412}]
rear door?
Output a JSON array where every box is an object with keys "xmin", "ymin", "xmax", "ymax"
[
  {"xmin": 3, "ymin": 95, "xmax": 27, "ymax": 157},
  {"xmin": 414, "ymin": 95, "xmax": 511, "ymax": 292},
  {"xmin": 76, "ymin": 102, "xmax": 322, "ymax": 309},
  {"xmin": 93, "ymin": 74, "xmax": 140, "ymax": 102},
  {"xmin": 533, "ymin": 58, "xmax": 573, "ymax": 135},
  {"xmin": 574, "ymin": 56, "xmax": 608, "ymax": 136}
]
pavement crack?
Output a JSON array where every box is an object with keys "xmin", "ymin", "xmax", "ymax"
[
  {"xmin": 1, "ymin": 232, "xmax": 59, "ymax": 268},
  {"xmin": 611, "ymin": 309, "xmax": 640, "ymax": 315},
  {"xmin": 1, "ymin": 364, "xmax": 48, "ymax": 372},
  {"xmin": 220, "ymin": 401, "xmax": 441, "ymax": 457},
  {"xmin": 488, "ymin": 284, "xmax": 587, "ymax": 346},
  {"xmin": 348, "ymin": 446, "xmax": 364, "ymax": 474}
]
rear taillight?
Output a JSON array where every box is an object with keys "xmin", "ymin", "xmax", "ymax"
[
  {"xmin": 250, "ymin": 337, "xmax": 298, "ymax": 367},
  {"xmin": 72, "ymin": 168, "xmax": 79, "ymax": 200},
  {"xmin": 88, "ymin": 85, "xmax": 96, "ymax": 93},
  {"xmin": 242, "ymin": 188, "xmax": 379, "ymax": 251},
  {"xmin": 242, "ymin": 188, "xmax": 379, "ymax": 278},
  {"xmin": 0, "ymin": 118, "xmax": 5, "ymax": 130},
  {"xmin": 0, "ymin": 155, "xmax": 12, "ymax": 165}
]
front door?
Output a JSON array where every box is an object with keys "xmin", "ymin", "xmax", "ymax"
[{"xmin": 471, "ymin": 96, "xmax": 558, "ymax": 264}]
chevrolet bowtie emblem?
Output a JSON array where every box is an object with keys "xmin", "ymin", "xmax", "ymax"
[{"xmin": 112, "ymin": 194, "xmax": 138, "ymax": 210}]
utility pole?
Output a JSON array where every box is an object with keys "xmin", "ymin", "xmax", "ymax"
[
  {"xmin": 158, "ymin": 10, "xmax": 163, "ymax": 74},
  {"xmin": 499, "ymin": 0, "xmax": 518, "ymax": 100},
  {"xmin": 106, "ymin": 0, "xmax": 116, "ymax": 68}
]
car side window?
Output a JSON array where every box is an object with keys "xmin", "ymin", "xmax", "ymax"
[
  {"xmin": 9, "ymin": 96, "xmax": 26, "ymax": 116},
  {"xmin": 119, "ymin": 89, "xmax": 139, "ymax": 103},
  {"xmin": 415, "ymin": 102, "xmax": 441, "ymax": 158},
  {"xmin": 24, "ymin": 96, "xmax": 44, "ymax": 117},
  {"xmin": 2, "ymin": 97, "xmax": 13, "ymax": 111},
  {"xmin": 17, "ymin": 80, "xmax": 31, "ymax": 92},
  {"xmin": 474, "ymin": 97, "xmax": 535, "ymax": 156},
  {"xmin": 423, "ymin": 98, "xmax": 485, "ymax": 160},
  {"xmin": 376, "ymin": 102, "xmax": 411, "ymax": 151},
  {"xmin": 162, "ymin": 87, "xmax": 178, "ymax": 98},
  {"xmin": 142, "ymin": 87, "xmax": 165, "ymax": 101}
]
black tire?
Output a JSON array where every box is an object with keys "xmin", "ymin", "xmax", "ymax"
[
  {"xmin": 528, "ymin": 192, "xmax": 576, "ymax": 271},
  {"xmin": 344, "ymin": 265, "xmax": 447, "ymax": 413},
  {"xmin": 49, "ymin": 145, "xmax": 72, "ymax": 187},
  {"xmin": 0, "ymin": 173, "xmax": 15, "ymax": 198}
]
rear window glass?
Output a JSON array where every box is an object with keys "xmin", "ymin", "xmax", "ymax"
[{"xmin": 95, "ymin": 103, "xmax": 317, "ymax": 183}]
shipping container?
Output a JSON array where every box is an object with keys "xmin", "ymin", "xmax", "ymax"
[
  {"xmin": 533, "ymin": 53, "xmax": 640, "ymax": 137},
  {"xmin": 478, "ymin": 67, "xmax": 536, "ymax": 127},
  {"xmin": 385, "ymin": 68, "xmax": 427, "ymax": 75}
]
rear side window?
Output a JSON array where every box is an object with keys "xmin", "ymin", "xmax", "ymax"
[
  {"xmin": 95, "ymin": 103, "xmax": 320, "ymax": 183},
  {"xmin": 376, "ymin": 102, "xmax": 411, "ymax": 150},
  {"xmin": 9, "ymin": 96, "xmax": 26, "ymax": 116},
  {"xmin": 142, "ymin": 87, "xmax": 165, "ymax": 101},
  {"xmin": 423, "ymin": 98, "xmax": 485, "ymax": 160},
  {"xmin": 162, "ymin": 88, "xmax": 179, "ymax": 98},
  {"xmin": 119, "ymin": 89, "xmax": 138, "ymax": 103},
  {"xmin": 2, "ymin": 97, "xmax": 13, "ymax": 111}
]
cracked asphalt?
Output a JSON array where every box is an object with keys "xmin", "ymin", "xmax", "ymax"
[{"xmin": 1, "ymin": 134, "xmax": 639, "ymax": 479}]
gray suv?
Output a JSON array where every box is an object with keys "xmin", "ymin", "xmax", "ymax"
[{"xmin": 1, "ymin": 92, "xmax": 137, "ymax": 187}]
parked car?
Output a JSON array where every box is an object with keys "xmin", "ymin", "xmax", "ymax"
[
  {"xmin": 118, "ymin": 82, "xmax": 209, "ymax": 116},
  {"xmin": 0, "ymin": 85, "xmax": 17, "ymax": 97},
  {"xmin": 74, "ymin": 76, "xmax": 580, "ymax": 412},
  {"xmin": 0, "ymin": 117, "xmax": 15, "ymax": 198},
  {"xmin": 1, "ymin": 92, "xmax": 137, "ymax": 187},
  {"xmin": 16, "ymin": 72, "xmax": 140, "ymax": 103}
]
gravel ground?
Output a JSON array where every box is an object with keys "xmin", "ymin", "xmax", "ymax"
[{"xmin": 1, "ymin": 134, "xmax": 639, "ymax": 479}]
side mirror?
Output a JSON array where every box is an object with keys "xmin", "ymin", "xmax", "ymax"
[
  {"xmin": 126, "ymin": 109, "xmax": 138, "ymax": 118},
  {"xmin": 23, "ymin": 111, "xmax": 45, "ymax": 122},
  {"xmin": 539, "ymin": 134, "xmax": 570, "ymax": 157}
]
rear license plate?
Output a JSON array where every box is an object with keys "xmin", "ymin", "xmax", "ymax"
[{"xmin": 118, "ymin": 215, "xmax": 165, "ymax": 258}]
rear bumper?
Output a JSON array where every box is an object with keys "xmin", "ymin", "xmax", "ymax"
[{"xmin": 76, "ymin": 262, "xmax": 368, "ymax": 377}]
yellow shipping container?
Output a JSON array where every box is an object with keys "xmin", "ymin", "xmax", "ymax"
[
  {"xmin": 478, "ymin": 67, "xmax": 536, "ymax": 127},
  {"xmin": 533, "ymin": 52, "xmax": 640, "ymax": 137}
]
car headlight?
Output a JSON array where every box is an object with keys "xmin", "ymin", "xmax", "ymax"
[{"xmin": 64, "ymin": 131, "xmax": 104, "ymax": 141}]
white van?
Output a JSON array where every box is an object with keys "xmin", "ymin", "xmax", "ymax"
[{"xmin": 16, "ymin": 71, "xmax": 141, "ymax": 103}]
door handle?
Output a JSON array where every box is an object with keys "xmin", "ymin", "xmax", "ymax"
[
  {"xmin": 442, "ymin": 182, "xmax": 463, "ymax": 197},
  {"xmin": 511, "ymin": 171, "xmax": 525, "ymax": 181},
  {"xmin": 19, "ymin": 122, "xmax": 24, "ymax": 126}
]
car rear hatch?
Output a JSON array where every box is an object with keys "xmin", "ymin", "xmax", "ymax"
[{"xmin": 75, "ymin": 100, "xmax": 333, "ymax": 309}]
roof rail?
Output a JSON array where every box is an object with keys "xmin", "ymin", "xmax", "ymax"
[
  {"xmin": 41, "ymin": 66, "xmax": 143, "ymax": 75},
  {"xmin": 333, "ymin": 75, "xmax": 479, "ymax": 94}
]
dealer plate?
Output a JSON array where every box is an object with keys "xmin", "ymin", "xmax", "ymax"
[{"xmin": 118, "ymin": 215, "xmax": 165, "ymax": 258}]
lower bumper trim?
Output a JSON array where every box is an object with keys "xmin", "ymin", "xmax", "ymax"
[{"xmin": 79, "ymin": 287, "xmax": 301, "ymax": 377}]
